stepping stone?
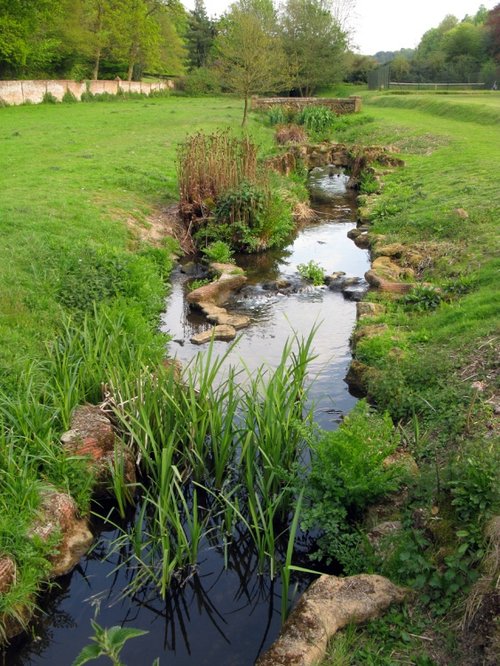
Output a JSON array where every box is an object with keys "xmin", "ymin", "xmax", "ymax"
[{"xmin": 190, "ymin": 325, "xmax": 237, "ymax": 345}]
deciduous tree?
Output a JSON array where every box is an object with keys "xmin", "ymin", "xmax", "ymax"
[
  {"xmin": 215, "ymin": 3, "xmax": 289, "ymax": 125},
  {"xmin": 279, "ymin": 0, "xmax": 348, "ymax": 96}
]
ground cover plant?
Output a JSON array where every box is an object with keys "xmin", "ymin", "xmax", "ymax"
[{"xmin": 314, "ymin": 91, "xmax": 500, "ymax": 664}]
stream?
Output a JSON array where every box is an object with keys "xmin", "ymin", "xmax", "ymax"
[{"xmin": 2, "ymin": 169, "xmax": 370, "ymax": 666}]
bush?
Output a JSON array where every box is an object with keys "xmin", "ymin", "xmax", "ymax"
[
  {"xmin": 178, "ymin": 131, "xmax": 258, "ymax": 221},
  {"xmin": 403, "ymin": 285, "xmax": 443, "ymax": 311},
  {"xmin": 212, "ymin": 182, "xmax": 294, "ymax": 252},
  {"xmin": 56, "ymin": 245, "xmax": 172, "ymax": 321},
  {"xmin": 302, "ymin": 401, "xmax": 406, "ymax": 562},
  {"xmin": 80, "ymin": 90, "xmax": 95, "ymax": 102},
  {"xmin": 0, "ymin": 97, "xmax": 10, "ymax": 108},
  {"xmin": 297, "ymin": 260, "xmax": 325, "ymax": 285},
  {"xmin": 42, "ymin": 91, "xmax": 58, "ymax": 104},
  {"xmin": 267, "ymin": 105, "xmax": 287, "ymax": 126},
  {"xmin": 359, "ymin": 170, "xmax": 379, "ymax": 194},
  {"xmin": 447, "ymin": 444, "xmax": 499, "ymax": 525},
  {"xmin": 180, "ymin": 67, "xmax": 222, "ymax": 96},
  {"xmin": 201, "ymin": 240, "xmax": 234, "ymax": 264},
  {"xmin": 62, "ymin": 90, "xmax": 78, "ymax": 104}
]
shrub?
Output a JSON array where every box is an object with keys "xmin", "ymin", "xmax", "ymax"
[
  {"xmin": 62, "ymin": 90, "xmax": 78, "ymax": 104},
  {"xmin": 212, "ymin": 182, "xmax": 294, "ymax": 252},
  {"xmin": 297, "ymin": 260, "xmax": 325, "ymax": 285},
  {"xmin": 267, "ymin": 105, "xmax": 286, "ymax": 126},
  {"xmin": 447, "ymin": 444, "xmax": 499, "ymax": 525},
  {"xmin": 359, "ymin": 170, "xmax": 379, "ymax": 194},
  {"xmin": 80, "ymin": 90, "xmax": 95, "ymax": 102},
  {"xmin": 42, "ymin": 91, "xmax": 58, "ymax": 104},
  {"xmin": 275, "ymin": 124, "xmax": 307, "ymax": 145},
  {"xmin": 148, "ymin": 87, "xmax": 171, "ymax": 99},
  {"xmin": 180, "ymin": 67, "xmax": 222, "ymax": 96},
  {"xmin": 302, "ymin": 401, "xmax": 406, "ymax": 562},
  {"xmin": 201, "ymin": 240, "xmax": 234, "ymax": 264},
  {"xmin": 403, "ymin": 285, "xmax": 443, "ymax": 311}
]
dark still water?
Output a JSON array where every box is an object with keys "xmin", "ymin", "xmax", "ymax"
[{"xmin": 2, "ymin": 169, "xmax": 368, "ymax": 666}]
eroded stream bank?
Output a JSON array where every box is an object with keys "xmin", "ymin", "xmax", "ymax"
[{"xmin": 2, "ymin": 168, "xmax": 369, "ymax": 666}]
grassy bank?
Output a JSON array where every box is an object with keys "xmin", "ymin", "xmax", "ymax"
[
  {"xmin": 317, "ymin": 93, "xmax": 499, "ymax": 664},
  {"xmin": 0, "ymin": 96, "xmax": 274, "ymax": 636}
]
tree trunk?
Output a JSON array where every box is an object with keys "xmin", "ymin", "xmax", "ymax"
[
  {"xmin": 127, "ymin": 60, "xmax": 134, "ymax": 82},
  {"xmin": 242, "ymin": 95, "xmax": 248, "ymax": 126},
  {"xmin": 92, "ymin": 48, "xmax": 101, "ymax": 80}
]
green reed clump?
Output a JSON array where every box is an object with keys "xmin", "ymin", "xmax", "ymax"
[
  {"xmin": 296, "ymin": 105, "xmax": 337, "ymax": 140},
  {"xmin": 106, "ymin": 333, "xmax": 317, "ymax": 595}
]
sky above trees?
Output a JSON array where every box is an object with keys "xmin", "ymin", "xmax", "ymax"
[{"xmin": 182, "ymin": 0, "xmax": 499, "ymax": 54}]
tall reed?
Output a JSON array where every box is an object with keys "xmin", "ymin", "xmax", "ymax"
[
  {"xmin": 105, "ymin": 332, "xmax": 318, "ymax": 597},
  {"xmin": 177, "ymin": 131, "xmax": 258, "ymax": 220}
]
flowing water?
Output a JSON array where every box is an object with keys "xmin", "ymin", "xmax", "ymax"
[{"xmin": 2, "ymin": 169, "xmax": 370, "ymax": 666}]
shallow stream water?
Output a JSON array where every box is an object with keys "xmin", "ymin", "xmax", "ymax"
[{"xmin": 3, "ymin": 169, "xmax": 370, "ymax": 666}]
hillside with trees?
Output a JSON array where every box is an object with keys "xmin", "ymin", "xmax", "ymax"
[{"xmin": 372, "ymin": 3, "xmax": 500, "ymax": 85}]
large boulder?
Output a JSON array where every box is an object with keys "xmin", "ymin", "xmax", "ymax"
[
  {"xmin": 61, "ymin": 405, "xmax": 136, "ymax": 494},
  {"xmin": 187, "ymin": 264, "xmax": 247, "ymax": 308},
  {"xmin": 28, "ymin": 490, "xmax": 93, "ymax": 579},
  {"xmin": 256, "ymin": 574, "xmax": 407, "ymax": 666},
  {"xmin": 61, "ymin": 404, "xmax": 115, "ymax": 460},
  {"xmin": 191, "ymin": 325, "xmax": 237, "ymax": 345},
  {"xmin": 356, "ymin": 302, "xmax": 385, "ymax": 320}
]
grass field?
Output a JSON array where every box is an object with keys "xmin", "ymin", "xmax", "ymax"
[
  {"xmin": 0, "ymin": 97, "xmax": 273, "ymax": 386},
  {"xmin": 0, "ymin": 95, "xmax": 274, "ymax": 636}
]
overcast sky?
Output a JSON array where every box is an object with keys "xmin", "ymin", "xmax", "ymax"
[{"xmin": 181, "ymin": 0, "xmax": 498, "ymax": 55}]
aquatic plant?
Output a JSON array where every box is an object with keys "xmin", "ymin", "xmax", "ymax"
[
  {"xmin": 297, "ymin": 260, "xmax": 325, "ymax": 286},
  {"xmin": 104, "ymin": 332, "xmax": 317, "ymax": 597}
]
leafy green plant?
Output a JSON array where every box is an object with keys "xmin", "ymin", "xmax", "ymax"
[
  {"xmin": 73, "ymin": 619, "xmax": 148, "ymax": 666},
  {"xmin": 187, "ymin": 277, "xmax": 211, "ymax": 292},
  {"xmin": 297, "ymin": 260, "xmax": 325, "ymax": 285},
  {"xmin": 302, "ymin": 401, "xmax": 406, "ymax": 563},
  {"xmin": 42, "ymin": 92, "xmax": 58, "ymax": 104},
  {"xmin": 212, "ymin": 181, "xmax": 294, "ymax": 252},
  {"xmin": 267, "ymin": 105, "xmax": 286, "ymax": 126},
  {"xmin": 62, "ymin": 90, "xmax": 78, "ymax": 104},
  {"xmin": 403, "ymin": 285, "xmax": 443, "ymax": 311},
  {"xmin": 359, "ymin": 170, "xmax": 379, "ymax": 194},
  {"xmin": 447, "ymin": 445, "xmax": 499, "ymax": 525},
  {"xmin": 297, "ymin": 106, "xmax": 336, "ymax": 139},
  {"xmin": 201, "ymin": 240, "xmax": 234, "ymax": 264}
]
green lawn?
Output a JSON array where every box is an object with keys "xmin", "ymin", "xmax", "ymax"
[{"xmin": 0, "ymin": 96, "xmax": 272, "ymax": 384}]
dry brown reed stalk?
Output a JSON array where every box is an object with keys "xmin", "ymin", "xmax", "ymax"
[
  {"xmin": 461, "ymin": 515, "xmax": 500, "ymax": 630},
  {"xmin": 178, "ymin": 131, "xmax": 258, "ymax": 221},
  {"xmin": 275, "ymin": 124, "xmax": 307, "ymax": 145}
]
